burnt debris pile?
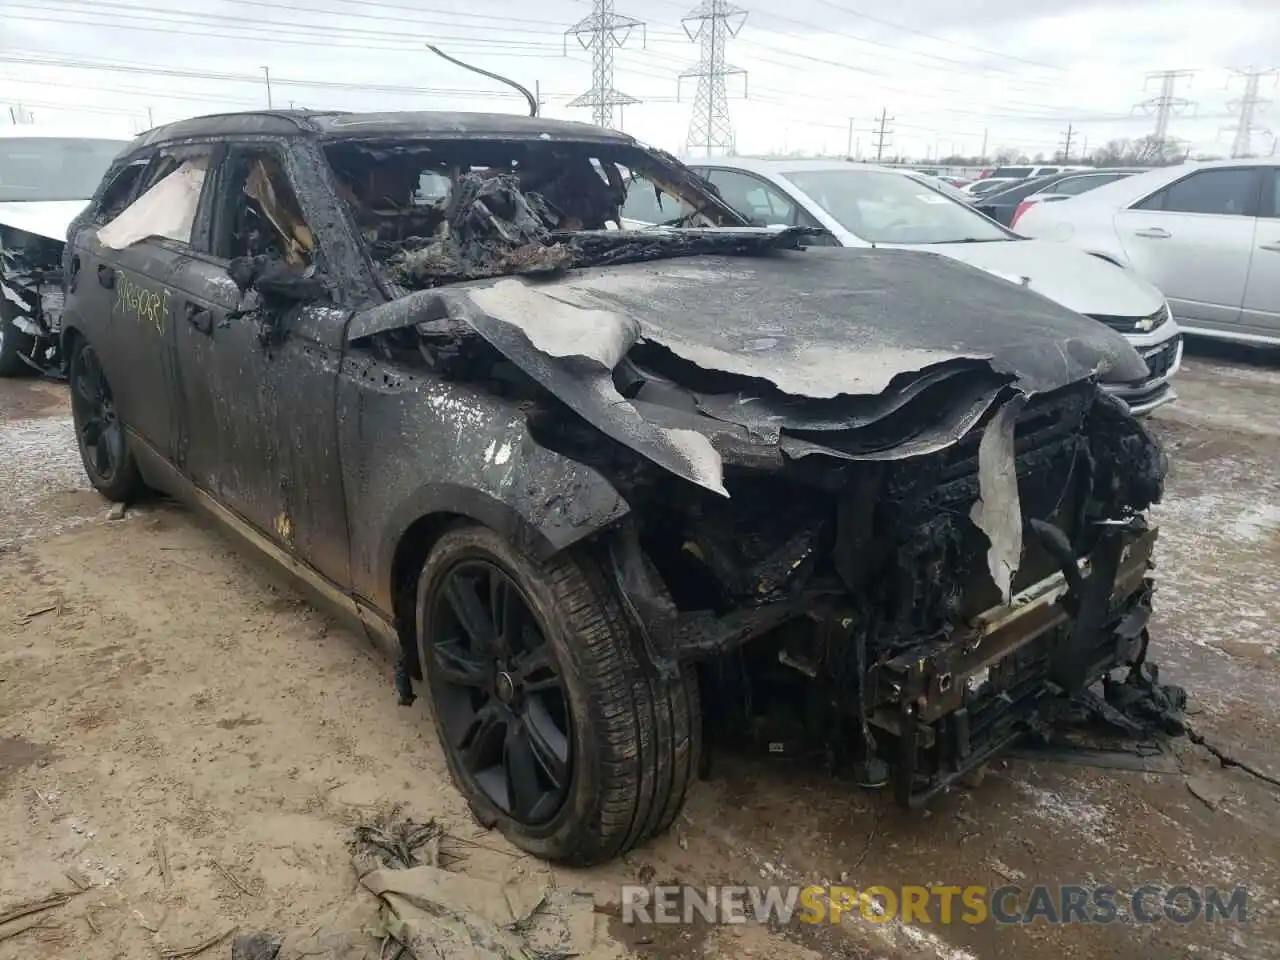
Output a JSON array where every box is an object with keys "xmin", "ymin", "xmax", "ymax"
[
  {"xmin": 384, "ymin": 173, "xmax": 573, "ymax": 287},
  {"xmin": 325, "ymin": 137, "xmax": 817, "ymax": 292}
]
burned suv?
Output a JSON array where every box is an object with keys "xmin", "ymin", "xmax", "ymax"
[{"xmin": 62, "ymin": 109, "xmax": 1172, "ymax": 866}]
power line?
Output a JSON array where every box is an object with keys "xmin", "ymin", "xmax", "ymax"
[
  {"xmin": 1224, "ymin": 67, "xmax": 1278, "ymax": 158},
  {"xmin": 565, "ymin": 0, "xmax": 644, "ymax": 129},
  {"xmin": 1134, "ymin": 69, "xmax": 1196, "ymax": 142},
  {"xmin": 872, "ymin": 107, "xmax": 894, "ymax": 161},
  {"xmin": 802, "ymin": 0, "xmax": 1070, "ymax": 74},
  {"xmin": 679, "ymin": 0, "xmax": 746, "ymax": 157}
]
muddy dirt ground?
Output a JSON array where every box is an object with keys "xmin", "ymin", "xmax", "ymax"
[{"xmin": 1, "ymin": 345, "xmax": 1277, "ymax": 959}]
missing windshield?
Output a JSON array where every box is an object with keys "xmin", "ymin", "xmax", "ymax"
[
  {"xmin": 322, "ymin": 138, "xmax": 801, "ymax": 291},
  {"xmin": 782, "ymin": 169, "xmax": 1012, "ymax": 245}
]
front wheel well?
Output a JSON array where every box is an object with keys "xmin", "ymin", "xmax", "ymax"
[{"xmin": 391, "ymin": 512, "xmax": 469, "ymax": 676}]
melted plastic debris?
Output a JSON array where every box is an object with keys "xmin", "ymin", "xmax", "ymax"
[{"xmin": 386, "ymin": 173, "xmax": 572, "ymax": 287}]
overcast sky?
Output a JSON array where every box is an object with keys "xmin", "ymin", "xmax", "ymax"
[{"xmin": 2, "ymin": 0, "xmax": 1277, "ymax": 161}]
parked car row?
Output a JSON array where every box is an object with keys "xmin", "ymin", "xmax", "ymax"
[
  {"xmin": 1, "ymin": 108, "xmax": 1180, "ymax": 868},
  {"xmin": 972, "ymin": 168, "xmax": 1148, "ymax": 226},
  {"xmin": 1017, "ymin": 159, "xmax": 1280, "ymax": 345}
]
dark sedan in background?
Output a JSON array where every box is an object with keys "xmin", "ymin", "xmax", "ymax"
[{"xmin": 975, "ymin": 169, "xmax": 1145, "ymax": 227}]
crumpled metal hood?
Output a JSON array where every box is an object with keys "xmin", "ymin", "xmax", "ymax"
[
  {"xmin": 534, "ymin": 246, "xmax": 1151, "ymax": 396},
  {"xmin": 348, "ymin": 246, "xmax": 1151, "ymax": 499}
]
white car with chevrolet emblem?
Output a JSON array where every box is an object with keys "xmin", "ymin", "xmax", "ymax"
[
  {"xmin": 0, "ymin": 125, "xmax": 129, "ymax": 376},
  {"xmin": 623, "ymin": 156, "xmax": 1183, "ymax": 416}
]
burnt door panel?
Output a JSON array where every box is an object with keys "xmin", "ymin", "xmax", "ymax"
[
  {"xmin": 73, "ymin": 232, "xmax": 183, "ymax": 464},
  {"xmin": 172, "ymin": 255, "xmax": 349, "ymax": 586},
  {"xmin": 172, "ymin": 254, "xmax": 283, "ymax": 539}
]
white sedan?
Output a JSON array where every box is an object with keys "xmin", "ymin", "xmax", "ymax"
[
  {"xmin": 624, "ymin": 157, "xmax": 1183, "ymax": 415},
  {"xmin": 1015, "ymin": 158, "xmax": 1280, "ymax": 347}
]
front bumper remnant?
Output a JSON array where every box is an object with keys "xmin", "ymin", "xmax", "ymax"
[{"xmin": 870, "ymin": 520, "xmax": 1160, "ymax": 807}]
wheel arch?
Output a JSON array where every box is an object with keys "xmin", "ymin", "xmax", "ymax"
[{"xmin": 383, "ymin": 480, "xmax": 631, "ymax": 673}]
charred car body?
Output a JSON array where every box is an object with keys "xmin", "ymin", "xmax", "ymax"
[
  {"xmin": 0, "ymin": 127, "xmax": 128, "ymax": 376},
  {"xmin": 61, "ymin": 109, "xmax": 1176, "ymax": 866}
]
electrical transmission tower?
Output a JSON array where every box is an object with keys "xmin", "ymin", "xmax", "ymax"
[
  {"xmin": 872, "ymin": 108, "xmax": 894, "ymax": 161},
  {"xmin": 1224, "ymin": 67, "xmax": 1278, "ymax": 158},
  {"xmin": 565, "ymin": 0, "xmax": 645, "ymax": 130},
  {"xmin": 1058, "ymin": 122, "xmax": 1075, "ymax": 161},
  {"xmin": 1134, "ymin": 70, "xmax": 1196, "ymax": 143},
  {"xmin": 679, "ymin": 0, "xmax": 748, "ymax": 157}
]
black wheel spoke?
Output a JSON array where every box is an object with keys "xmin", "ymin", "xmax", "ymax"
[
  {"xmin": 504, "ymin": 724, "xmax": 546, "ymax": 821},
  {"xmin": 521, "ymin": 698, "xmax": 569, "ymax": 790},
  {"xmin": 515, "ymin": 646, "xmax": 559, "ymax": 694},
  {"xmin": 490, "ymin": 576, "xmax": 520, "ymax": 657},
  {"xmin": 426, "ymin": 558, "xmax": 573, "ymax": 827},
  {"xmin": 444, "ymin": 575, "xmax": 497, "ymax": 654},
  {"xmin": 432, "ymin": 641, "xmax": 488, "ymax": 687},
  {"xmin": 456, "ymin": 700, "xmax": 505, "ymax": 773}
]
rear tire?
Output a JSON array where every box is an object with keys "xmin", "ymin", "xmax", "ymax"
[
  {"xmin": 416, "ymin": 524, "xmax": 701, "ymax": 866},
  {"xmin": 68, "ymin": 339, "xmax": 145, "ymax": 502}
]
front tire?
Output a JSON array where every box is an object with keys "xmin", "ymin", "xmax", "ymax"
[
  {"xmin": 416, "ymin": 524, "xmax": 701, "ymax": 866},
  {"xmin": 69, "ymin": 339, "xmax": 145, "ymax": 502}
]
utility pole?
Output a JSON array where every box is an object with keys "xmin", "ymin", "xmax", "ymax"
[
  {"xmin": 872, "ymin": 107, "xmax": 894, "ymax": 162},
  {"xmin": 262, "ymin": 66, "xmax": 273, "ymax": 108},
  {"xmin": 679, "ymin": 0, "xmax": 747, "ymax": 157},
  {"xmin": 1134, "ymin": 70, "xmax": 1195, "ymax": 143},
  {"xmin": 147, "ymin": 105, "xmax": 154, "ymax": 127},
  {"xmin": 1058, "ymin": 122, "xmax": 1075, "ymax": 161},
  {"xmin": 847, "ymin": 117, "xmax": 854, "ymax": 158},
  {"xmin": 565, "ymin": 0, "xmax": 643, "ymax": 130},
  {"xmin": 1224, "ymin": 67, "xmax": 1278, "ymax": 158},
  {"xmin": 980, "ymin": 128, "xmax": 988, "ymax": 162}
]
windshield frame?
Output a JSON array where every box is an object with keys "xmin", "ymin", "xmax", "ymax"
[
  {"xmin": 777, "ymin": 167, "xmax": 1016, "ymax": 245},
  {"xmin": 0, "ymin": 136, "xmax": 128, "ymax": 203}
]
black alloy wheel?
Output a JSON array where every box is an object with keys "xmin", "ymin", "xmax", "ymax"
[
  {"xmin": 69, "ymin": 340, "xmax": 143, "ymax": 501},
  {"xmin": 416, "ymin": 524, "xmax": 702, "ymax": 866},
  {"xmin": 426, "ymin": 559, "xmax": 572, "ymax": 826}
]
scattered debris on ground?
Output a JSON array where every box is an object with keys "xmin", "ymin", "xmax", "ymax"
[{"xmin": 234, "ymin": 808, "xmax": 596, "ymax": 959}]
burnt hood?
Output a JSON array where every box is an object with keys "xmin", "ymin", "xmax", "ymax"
[
  {"xmin": 350, "ymin": 245, "xmax": 1149, "ymax": 398},
  {"xmin": 530, "ymin": 246, "xmax": 1151, "ymax": 397},
  {"xmin": 346, "ymin": 245, "xmax": 1151, "ymax": 496}
]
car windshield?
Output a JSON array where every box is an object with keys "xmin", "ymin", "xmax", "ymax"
[
  {"xmin": 782, "ymin": 168, "xmax": 1010, "ymax": 244},
  {"xmin": 908, "ymin": 174, "xmax": 972, "ymax": 204},
  {"xmin": 0, "ymin": 138, "xmax": 125, "ymax": 202}
]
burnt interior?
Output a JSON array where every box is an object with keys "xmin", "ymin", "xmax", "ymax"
[{"xmin": 320, "ymin": 138, "xmax": 775, "ymax": 292}]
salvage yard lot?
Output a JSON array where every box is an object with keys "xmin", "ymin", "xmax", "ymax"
[{"xmin": 1, "ymin": 347, "xmax": 1278, "ymax": 960}]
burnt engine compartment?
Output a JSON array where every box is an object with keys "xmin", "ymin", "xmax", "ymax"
[{"xmin": 369, "ymin": 309, "xmax": 1174, "ymax": 805}]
